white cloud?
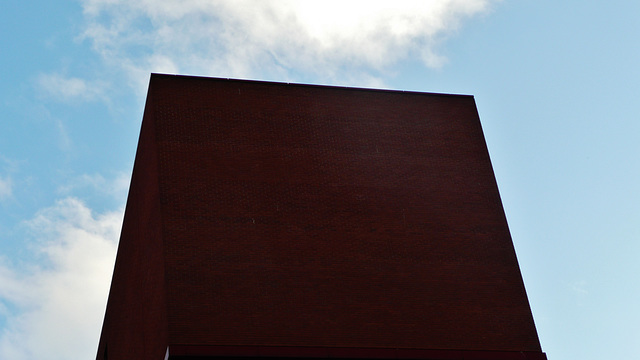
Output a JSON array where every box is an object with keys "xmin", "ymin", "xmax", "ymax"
[
  {"xmin": 57, "ymin": 172, "xmax": 131, "ymax": 201},
  {"xmin": 571, "ymin": 280, "xmax": 589, "ymax": 295},
  {"xmin": 0, "ymin": 176, "xmax": 11, "ymax": 200},
  {"xmin": 36, "ymin": 73, "xmax": 107, "ymax": 102},
  {"xmin": 0, "ymin": 198, "xmax": 121, "ymax": 360},
  {"xmin": 79, "ymin": 0, "xmax": 496, "ymax": 89}
]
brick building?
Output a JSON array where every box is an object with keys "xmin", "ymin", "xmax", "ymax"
[{"xmin": 96, "ymin": 74, "xmax": 546, "ymax": 360}]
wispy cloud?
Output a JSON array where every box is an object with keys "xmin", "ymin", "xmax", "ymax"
[
  {"xmin": 0, "ymin": 176, "xmax": 11, "ymax": 201},
  {"xmin": 36, "ymin": 73, "xmax": 107, "ymax": 102},
  {"xmin": 571, "ymin": 280, "xmax": 589, "ymax": 295},
  {"xmin": 0, "ymin": 198, "xmax": 121, "ymax": 360},
  {"xmin": 56, "ymin": 172, "xmax": 131, "ymax": 201},
  {"xmin": 79, "ymin": 0, "xmax": 496, "ymax": 90}
]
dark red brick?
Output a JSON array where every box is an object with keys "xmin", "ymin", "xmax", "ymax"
[{"xmin": 97, "ymin": 74, "xmax": 545, "ymax": 360}]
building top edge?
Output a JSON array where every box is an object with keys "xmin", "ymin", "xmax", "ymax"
[{"xmin": 149, "ymin": 73, "xmax": 475, "ymax": 99}]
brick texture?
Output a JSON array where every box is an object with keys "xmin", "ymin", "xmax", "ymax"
[{"xmin": 97, "ymin": 74, "xmax": 545, "ymax": 360}]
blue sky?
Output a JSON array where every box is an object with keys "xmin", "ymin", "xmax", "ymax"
[{"xmin": 1, "ymin": 1, "xmax": 639, "ymax": 359}]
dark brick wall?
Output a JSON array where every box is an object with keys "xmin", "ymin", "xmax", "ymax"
[
  {"xmin": 151, "ymin": 75, "xmax": 541, "ymax": 351},
  {"xmin": 166, "ymin": 345, "xmax": 548, "ymax": 360},
  {"xmin": 96, "ymin": 87, "xmax": 169, "ymax": 360},
  {"xmin": 98, "ymin": 74, "xmax": 544, "ymax": 359}
]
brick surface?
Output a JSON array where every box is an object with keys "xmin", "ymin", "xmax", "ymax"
[{"xmin": 97, "ymin": 74, "xmax": 545, "ymax": 359}]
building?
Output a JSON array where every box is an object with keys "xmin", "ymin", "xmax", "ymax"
[{"xmin": 96, "ymin": 74, "xmax": 547, "ymax": 360}]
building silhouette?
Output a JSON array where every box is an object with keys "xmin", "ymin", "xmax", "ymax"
[{"xmin": 97, "ymin": 74, "xmax": 547, "ymax": 360}]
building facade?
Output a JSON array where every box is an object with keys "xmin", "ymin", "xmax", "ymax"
[{"xmin": 97, "ymin": 74, "xmax": 546, "ymax": 360}]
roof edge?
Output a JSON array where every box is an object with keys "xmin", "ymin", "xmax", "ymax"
[{"xmin": 149, "ymin": 73, "xmax": 475, "ymax": 99}]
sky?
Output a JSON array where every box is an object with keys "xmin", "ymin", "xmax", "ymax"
[{"xmin": 0, "ymin": 0, "xmax": 639, "ymax": 359}]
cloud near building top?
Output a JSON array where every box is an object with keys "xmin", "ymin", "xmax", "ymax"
[{"xmin": 79, "ymin": 0, "xmax": 496, "ymax": 88}]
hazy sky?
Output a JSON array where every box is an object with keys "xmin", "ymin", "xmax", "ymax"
[{"xmin": 1, "ymin": 1, "xmax": 639, "ymax": 359}]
